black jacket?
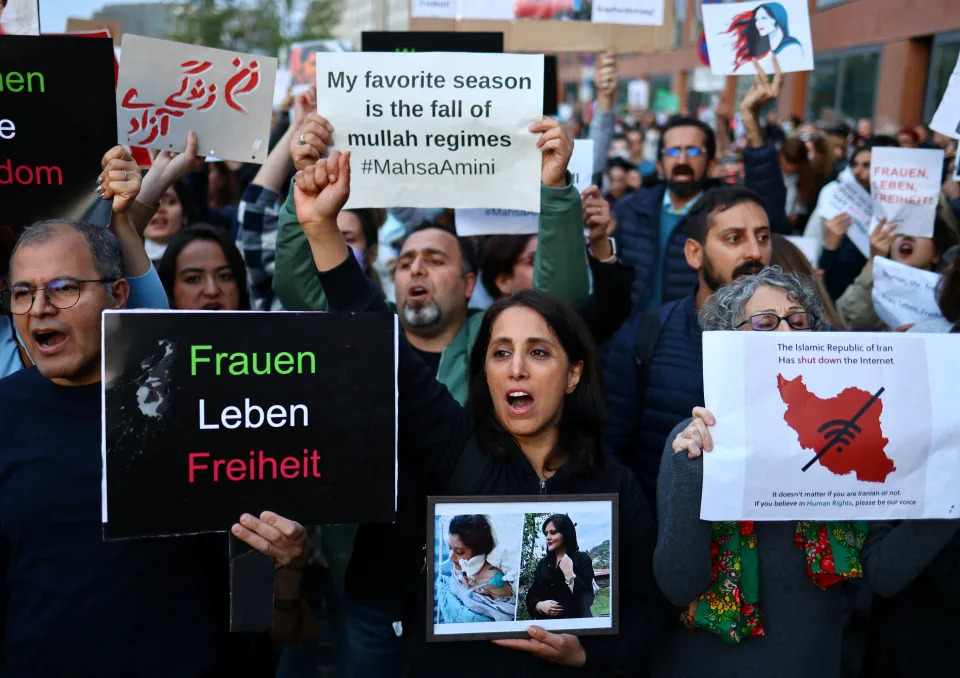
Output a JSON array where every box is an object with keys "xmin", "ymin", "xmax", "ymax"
[
  {"xmin": 316, "ymin": 255, "xmax": 666, "ymax": 677},
  {"xmin": 527, "ymin": 551, "xmax": 595, "ymax": 620}
]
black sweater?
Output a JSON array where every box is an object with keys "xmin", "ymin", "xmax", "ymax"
[
  {"xmin": 526, "ymin": 551, "xmax": 595, "ymax": 620},
  {"xmin": 316, "ymin": 255, "xmax": 667, "ymax": 677}
]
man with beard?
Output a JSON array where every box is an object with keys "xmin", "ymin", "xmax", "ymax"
[
  {"xmin": 602, "ymin": 186, "xmax": 772, "ymax": 509},
  {"xmin": 612, "ymin": 85, "xmax": 787, "ymax": 313}
]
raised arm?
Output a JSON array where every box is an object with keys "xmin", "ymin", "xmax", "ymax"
[
  {"xmin": 531, "ymin": 118, "xmax": 590, "ymax": 309},
  {"xmin": 292, "ymin": 154, "xmax": 472, "ymax": 489},
  {"xmin": 589, "ymin": 53, "xmax": 617, "ymax": 179},
  {"xmin": 129, "ymin": 132, "xmax": 206, "ymax": 236}
]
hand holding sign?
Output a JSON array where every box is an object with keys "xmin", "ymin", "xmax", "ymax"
[
  {"xmin": 671, "ymin": 407, "xmax": 716, "ymax": 459},
  {"xmin": 740, "ymin": 56, "xmax": 781, "ymax": 149},
  {"xmin": 824, "ymin": 212, "xmax": 853, "ymax": 251},
  {"xmin": 291, "ymin": 112, "xmax": 334, "ymax": 171},
  {"xmin": 533, "ymin": 117, "xmax": 574, "ymax": 189},
  {"xmin": 869, "ymin": 217, "xmax": 897, "ymax": 260},
  {"xmin": 492, "ymin": 626, "xmax": 587, "ymax": 668},
  {"xmin": 97, "ymin": 146, "xmax": 142, "ymax": 214},
  {"xmin": 231, "ymin": 510, "xmax": 308, "ymax": 569}
]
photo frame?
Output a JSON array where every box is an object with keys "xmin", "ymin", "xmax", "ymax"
[{"xmin": 426, "ymin": 494, "xmax": 618, "ymax": 642}]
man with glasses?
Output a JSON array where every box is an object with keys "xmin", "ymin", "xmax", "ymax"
[{"xmin": 603, "ymin": 186, "xmax": 773, "ymax": 509}]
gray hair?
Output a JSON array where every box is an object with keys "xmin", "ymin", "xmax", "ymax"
[
  {"xmin": 699, "ymin": 266, "xmax": 827, "ymax": 331},
  {"xmin": 10, "ymin": 220, "xmax": 124, "ymax": 297}
]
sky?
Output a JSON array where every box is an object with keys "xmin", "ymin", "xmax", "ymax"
[{"xmin": 39, "ymin": 0, "xmax": 178, "ymax": 34}]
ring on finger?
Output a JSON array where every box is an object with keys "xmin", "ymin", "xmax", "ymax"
[
  {"xmin": 122, "ymin": 169, "xmax": 127, "ymax": 181},
  {"xmin": 299, "ymin": 133, "xmax": 306, "ymax": 145}
]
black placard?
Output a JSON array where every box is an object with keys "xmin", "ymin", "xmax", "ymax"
[
  {"xmin": 102, "ymin": 311, "xmax": 397, "ymax": 539},
  {"xmin": 0, "ymin": 36, "xmax": 116, "ymax": 230},
  {"xmin": 361, "ymin": 32, "xmax": 556, "ymax": 115}
]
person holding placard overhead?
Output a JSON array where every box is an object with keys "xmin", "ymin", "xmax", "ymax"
[
  {"xmin": 653, "ymin": 267, "xmax": 959, "ymax": 677},
  {"xmin": 291, "ymin": 150, "xmax": 664, "ymax": 676}
]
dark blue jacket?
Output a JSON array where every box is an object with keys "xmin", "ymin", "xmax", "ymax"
[
  {"xmin": 602, "ymin": 295, "xmax": 703, "ymax": 509},
  {"xmin": 613, "ymin": 143, "xmax": 788, "ymax": 312}
]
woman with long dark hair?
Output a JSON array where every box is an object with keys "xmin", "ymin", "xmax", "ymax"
[
  {"xmin": 157, "ymin": 224, "xmax": 251, "ymax": 310},
  {"xmin": 291, "ymin": 152, "xmax": 661, "ymax": 676},
  {"xmin": 726, "ymin": 2, "xmax": 803, "ymax": 72},
  {"xmin": 526, "ymin": 514, "xmax": 596, "ymax": 620}
]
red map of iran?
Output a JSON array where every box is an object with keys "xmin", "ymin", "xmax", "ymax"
[{"xmin": 777, "ymin": 375, "xmax": 896, "ymax": 483}]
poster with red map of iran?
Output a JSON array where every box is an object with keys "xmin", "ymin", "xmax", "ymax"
[{"xmin": 700, "ymin": 331, "xmax": 960, "ymax": 521}]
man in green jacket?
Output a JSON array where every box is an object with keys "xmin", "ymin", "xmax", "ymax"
[{"xmin": 272, "ymin": 115, "xmax": 590, "ymax": 405}]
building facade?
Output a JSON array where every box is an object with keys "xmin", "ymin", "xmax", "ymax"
[
  {"xmin": 333, "ymin": 0, "xmax": 409, "ymax": 48},
  {"xmin": 558, "ymin": 0, "xmax": 960, "ymax": 130}
]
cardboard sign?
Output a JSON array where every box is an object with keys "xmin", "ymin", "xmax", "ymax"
[
  {"xmin": 819, "ymin": 169, "xmax": 873, "ymax": 258},
  {"xmin": 870, "ymin": 147, "xmax": 943, "ymax": 238},
  {"xmin": 0, "ymin": 35, "xmax": 117, "ymax": 230},
  {"xmin": 454, "ymin": 139, "xmax": 593, "ymax": 235},
  {"xmin": 930, "ymin": 51, "xmax": 960, "ymax": 141},
  {"xmin": 101, "ymin": 311, "xmax": 398, "ymax": 539},
  {"xmin": 872, "ymin": 256, "xmax": 946, "ymax": 329},
  {"xmin": 317, "ymin": 51, "xmax": 543, "ymax": 210},
  {"xmin": 701, "ymin": 331, "xmax": 960, "ymax": 521},
  {"xmin": 116, "ymin": 35, "xmax": 277, "ymax": 164},
  {"xmin": 702, "ymin": 0, "xmax": 814, "ymax": 76},
  {"xmin": 427, "ymin": 495, "xmax": 618, "ymax": 641}
]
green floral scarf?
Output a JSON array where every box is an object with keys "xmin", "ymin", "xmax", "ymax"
[{"xmin": 681, "ymin": 521, "xmax": 868, "ymax": 644}]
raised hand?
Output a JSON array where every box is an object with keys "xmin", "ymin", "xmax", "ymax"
[
  {"xmin": 740, "ymin": 55, "xmax": 782, "ymax": 149},
  {"xmin": 230, "ymin": 510, "xmax": 308, "ymax": 569},
  {"xmin": 98, "ymin": 145, "xmax": 142, "ymax": 214},
  {"xmin": 582, "ymin": 185, "xmax": 615, "ymax": 259},
  {"xmin": 824, "ymin": 212, "xmax": 853, "ymax": 251},
  {"xmin": 869, "ymin": 217, "xmax": 897, "ymax": 259},
  {"xmin": 531, "ymin": 117, "xmax": 574, "ymax": 189},
  {"xmin": 671, "ymin": 406, "xmax": 716, "ymax": 459},
  {"xmin": 150, "ymin": 129, "xmax": 205, "ymax": 186},
  {"xmin": 291, "ymin": 112, "xmax": 334, "ymax": 171},
  {"xmin": 293, "ymin": 150, "xmax": 352, "ymax": 233},
  {"xmin": 492, "ymin": 626, "xmax": 586, "ymax": 667},
  {"xmin": 293, "ymin": 86, "xmax": 317, "ymax": 127}
]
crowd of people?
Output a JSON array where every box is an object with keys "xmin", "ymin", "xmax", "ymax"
[{"xmin": 0, "ymin": 42, "xmax": 959, "ymax": 678}]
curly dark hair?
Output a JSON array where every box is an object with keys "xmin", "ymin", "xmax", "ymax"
[{"xmin": 449, "ymin": 515, "xmax": 495, "ymax": 555}]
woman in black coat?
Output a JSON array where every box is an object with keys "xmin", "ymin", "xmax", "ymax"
[
  {"xmin": 527, "ymin": 514, "xmax": 596, "ymax": 620},
  {"xmin": 294, "ymin": 151, "xmax": 665, "ymax": 676}
]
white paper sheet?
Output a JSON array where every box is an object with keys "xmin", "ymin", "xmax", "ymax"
[
  {"xmin": 872, "ymin": 256, "xmax": 945, "ymax": 329},
  {"xmin": 870, "ymin": 147, "xmax": 943, "ymax": 238},
  {"xmin": 819, "ymin": 169, "xmax": 873, "ymax": 258},
  {"xmin": 930, "ymin": 52, "xmax": 960, "ymax": 140},
  {"xmin": 702, "ymin": 0, "xmax": 814, "ymax": 76},
  {"xmin": 592, "ymin": 0, "xmax": 665, "ymax": 25}
]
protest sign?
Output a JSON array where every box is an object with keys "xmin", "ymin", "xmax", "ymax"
[
  {"xmin": 870, "ymin": 147, "xmax": 942, "ymax": 238},
  {"xmin": 930, "ymin": 52, "xmax": 960, "ymax": 140},
  {"xmin": 592, "ymin": 0, "xmax": 665, "ymax": 25},
  {"xmin": 0, "ymin": 0, "xmax": 38, "ymax": 35},
  {"xmin": 454, "ymin": 139, "xmax": 593, "ymax": 236},
  {"xmin": 427, "ymin": 495, "xmax": 618, "ymax": 640},
  {"xmin": 818, "ymin": 168, "xmax": 872, "ymax": 258},
  {"xmin": 702, "ymin": 0, "xmax": 814, "ymax": 76},
  {"xmin": 101, "ymin": 311, "xmax": 398, "ymax": 539},
  {"xmin": 116, "ymin": 35, "xmax": 277, "ymax": 164},
  {"xmin": 872, "ymin": 256, "xmax": 946, "ymax": 329},
  {"xmin": 411, "ymin": 0, "xmax": 456, "ymax": 18},
  {"xmin": 66, "ymin": 17, "xmax": 124, "ymax": 45},
  {"xmin": 288, "ymin": 39, "xmax": 350, "ymax": 93},
  {"xmin": 700, "ymin": 331, "xmax": 960, "ymax": 521},
  {"xmin": 0, "ymin": 35, "xmax": 116, "ymax": 231},
  {"xmin": 317, "ymin": 51, "xmax": 543, "ymax": 210},
  {"xmin": 784, "ymin": 235, "xmax": 820, "ymax": 268},
  {"xmin": 627, "ymin": 79, "xmax": 649, "ymax": 110}
]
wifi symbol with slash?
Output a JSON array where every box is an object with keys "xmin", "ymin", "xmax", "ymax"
[{"xmin": 817, "ymin": 420, "xmax": 862, "ymax": 453}]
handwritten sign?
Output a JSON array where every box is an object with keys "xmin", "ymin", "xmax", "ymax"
[
  {"xmin": 454, "ymin": 139, "xmax": 593, "ymax": 236},
  {"xmin": 101, "ymin": 311, "xmax": 397, "ymax": 538},
  {"xmin": 872, "ymin": 256, "xmax": 945, "ymax": 329},
  {"xmin": 819, "ymin": 168, "xmax": 873, "ymax": 258},
  {"xmin": 317, "ymin": 51, "xmax": 543, "ymax": 210},
  {"xmin": 701, "ymin": 331, "xmax": 960, "ymax": 520},
  {"xmin": 593, "ymin": 0, "xmax": 665, "ymax": 25},
  {"xmin": 870, "ymin": 147, "xmax": 943, "ymax": 238},
  {"xmin": 116, "ymin": 35, "xmax": 277, "ymax": 164},
  {"xmin": 702, "ymin": 0, "xmax": 814, "ymax": 76},
  {"xmin": 1, "ymin": 35, "xmax": 116, "ymax": 230},
  {"xmin": 930, "ymin": 51, "xmax": 960, "ymax": 140}
]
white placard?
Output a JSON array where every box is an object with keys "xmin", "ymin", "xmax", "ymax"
[
  {"xmin": 457, "ymin": 0, "xmax": 514, "ymax": 19},
  {"xmin": 701, "ymin": 331, "xmax": 960, "ymax": 521},
  {"xmin": 453, "ymin": 139, "xmax": 593, "ymax": 236},
  {"xmin": 702, "ymin": 0, "xmax": 814, "ymax": 76},
  {"xmin": 870, "ymin": 147, "xmax": 943, "ymax": 238},
  {"xmin": 116, "ymin": 35, "xmax": 277, "ymax": 164},
  {"xmin": 627, "ymin": 79, "xmax": 650, "ymax": 110},
  {"xmin": 930, "ymin": 52, "xmax": 960, "ymax": 141},
  {"xmin": 784, "ymin": 235, "xmax": 820, "ymax": 268},
  {"xmin": 317, "ymin": 52, "xmax": 543, "ymax": 210},
  {"xmin": 819, "ymin": 169, "xmax": 873, "ymax": 258},
  {"xmin": 411, "ymin": 0, "xmax": 456, "ymax": 18},
  {"xmin": 872, "ymin": 256, "xmax": 945, "ymax": 329},
  {"xmin": 592, "ymin": 0, "xmax": 665, "ymax": 25}
]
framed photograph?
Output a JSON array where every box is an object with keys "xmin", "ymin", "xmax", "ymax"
[{"xmin": 426, "ymin": 494, "xmax": 618, "ymax": 642}]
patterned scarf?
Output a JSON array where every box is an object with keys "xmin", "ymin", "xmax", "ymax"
[{"xmin": 682, "ymin": 521, "xmax": 868, "ymax": 644}]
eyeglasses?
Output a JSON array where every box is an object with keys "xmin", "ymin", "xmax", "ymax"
[
  {"xmin": 736, "ymin": 312, "xmax": 816, "ymax": 331},
  {"xmin": 1, "ymin": 278, "xmax": 117, "ymax": 315},
  {"xmin": 662, "ymin": 146, "xmax": 705, "ymax": 158}
]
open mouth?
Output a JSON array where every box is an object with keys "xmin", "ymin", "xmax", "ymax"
[
  {"xmin": 506, "ymin": 390, "xmax": 535, "ymax": 416},
  {"xmin": 32, "ymin": 328, "xmax": 67, "ymax": 353},
  {"xmin": 897, "ymin": 240, "xmax": 914, "ymax": 257},
  {"xmin": 407, "ymin": 285, "xmax": 430, "ymax": 301},
  {"xmin": 202, "ymin": 303, "xmax": 223, "ymax": 310}
]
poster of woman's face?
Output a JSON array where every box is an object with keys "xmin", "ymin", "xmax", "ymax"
[
  {"xmin": 427, "ymin": 495, "xmax": 617, "ymax": 641},
  {"xmin": 287, "ymin": 39, "xmax": 351, "ymax": 91},
  {"xmin": 702, "ymin": 0, "xmax": 814, "ymax": 76},
  {"xmin": 0, "ymin": 0, "xmax": 39, "ymax": 35}
]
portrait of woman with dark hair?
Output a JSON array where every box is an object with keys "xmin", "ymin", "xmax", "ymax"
[
  {"xmin": 725, "ymin": 2, "xmax": 804, "ymax": 72},
  {"xmin": 436, "ymin": 514, "xmax": 518, "ymax": 624},
  {"xmin": 525, "ymin": 514, "xmax": 596, "ymax": 620}
]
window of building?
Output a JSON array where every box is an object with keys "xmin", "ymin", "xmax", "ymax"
[
  {"xmin": 806, "ymin": 48, "xmax": 880, "ymax": 124},
  {"xmin": 924, "ymin": 32, "xmax": 960, "ymax": 123}
]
